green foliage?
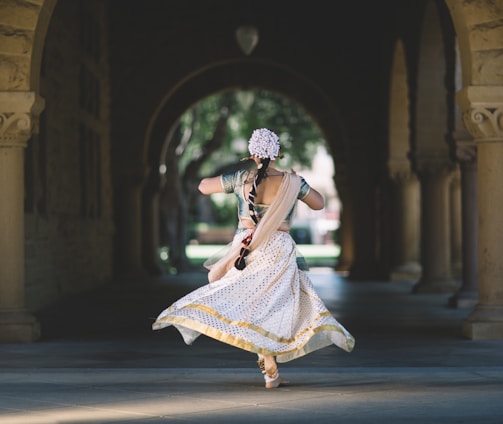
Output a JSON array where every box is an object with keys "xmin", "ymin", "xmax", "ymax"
[
  {"xmin": 177, "ymin": 89, "xmax": 324, "ymax": 177},
  {"xmin": 169, "ymin": 89, "xmax": 326, "ymax": 231},
  {"xmin": 209, "ymin": 194, "xmax": 238, "ymax": 225}
]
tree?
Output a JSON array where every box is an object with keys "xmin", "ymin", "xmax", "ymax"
[{"xmin": 159, "ymin": 89, "xmax": 323, "ymax": 273}]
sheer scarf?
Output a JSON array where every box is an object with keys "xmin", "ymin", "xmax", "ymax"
[{"xmin": 206, "ymin": 172, "xmax": 301, "ymax": 283}]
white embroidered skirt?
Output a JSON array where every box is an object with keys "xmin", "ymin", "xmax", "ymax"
[{"xmin": 152, "ymin": 231, "xmax": 355, "ymax": 363}]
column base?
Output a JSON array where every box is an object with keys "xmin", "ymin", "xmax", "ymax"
[
  {"xmin": 335, "ymin": 259, "xmax": 352, "ymax": 272},
  {"xmin": 412, "ymin": 278, "xmax": 460, "ymax": 294},
  {"xmin": 451, "ymin": 262, "xmax": 462, "ymax": 279},
  {"xmin": 348, "ymin": 265, "xmax": 379, "ymax": 281},
  {"xmin": 462, "ymin": 304, "xmax": 503, "ymax": 340},
  {"xmin": 448, "ymin": 289, "xmax": 478, "ymax": 308},
  {"xmin": 390, "ymin": 262, "xmax": 422, "ymax": 281},
  {"xmin": 0, "ymin": 310, "xmax": 41, "ymax": 342}
]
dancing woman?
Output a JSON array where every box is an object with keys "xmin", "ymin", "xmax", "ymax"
[{"xmin": 152, "ymin": 128, "xmax": 355, "ymax": 388}]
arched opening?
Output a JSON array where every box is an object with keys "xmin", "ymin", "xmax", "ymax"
[{"xmin": 142, "ymin": 89, "xmax": 341, "ymax": 275}]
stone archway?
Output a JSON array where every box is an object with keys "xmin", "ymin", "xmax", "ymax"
[
  {"xmin": 0, "ymin": 0, "xmax": 57, "ymax": 91},
  {"xmin": 0, "ymin": 0, "xmax": 57, "ymax": 341},
  {"xmin": 133, "ymin": 60, "xmax": 349, "ymax": 277},
  {"xmin": 445, "ymin": 0, "xmax": 503, "ymax": 339},
  {"xmin": 1, "ymin": 0, "xmax": 503, "ymax": 343}
]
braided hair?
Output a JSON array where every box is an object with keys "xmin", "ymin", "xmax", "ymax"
[
  {"xmin": 234, "ymin": 157, "xmax": 271, "ymax": 270},
  {"xmin": 247, "ymin": 158, "xmax": 270, "ymax": 224}
]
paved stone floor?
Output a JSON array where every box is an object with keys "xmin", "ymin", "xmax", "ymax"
[{"xmin": 1, "ymin": 269, "xmax": 503, "ymax": 423}]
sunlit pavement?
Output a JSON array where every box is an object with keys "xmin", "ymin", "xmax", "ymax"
[{"xmin": 1, "ymin": 269, "xmax": 503, "ymax": 423}]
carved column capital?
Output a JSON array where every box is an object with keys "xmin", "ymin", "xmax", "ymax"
[
  {"xmin": 415, "ymin": 160, "xmax": 455, "ymax": 179},
  {"xmin": 387, "ymin": 158, "xmax": 414, "ymax": 183},
  {"xmin": 0, "ymin": 92, "xmax": 45, "ymax": 148},
  {"xmin": 457, "ymin": 86, "xmax": 503, "ymax": 142}
]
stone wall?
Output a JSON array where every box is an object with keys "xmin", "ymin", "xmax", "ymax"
[{"xmin": 23, "ymin": 0, "xmax": 114, "ymax": 311}]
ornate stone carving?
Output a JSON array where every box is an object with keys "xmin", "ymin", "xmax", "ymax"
[
  {"xmin": 465, "ymin": 106, "xmax": 503, "ymax": 140},
  {"xmin": 0, "ymin": 112, "xmax": 32, "ymax": 145},
  {"xmin": 0, "ymin": 92, "xmax": 45, "ymax": 148},
  {"xmin": 457, "ymin": 86, "xmax": 503, "ymax": 142}
]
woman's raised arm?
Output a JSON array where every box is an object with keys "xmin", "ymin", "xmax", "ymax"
[{"xmin": 198, "ymin": 176, "xmax": 225, "ymax": 195}]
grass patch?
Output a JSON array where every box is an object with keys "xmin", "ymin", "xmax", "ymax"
[{"xmin": 185, "ymin": 244, "xmax": 340, "ymax": 268}]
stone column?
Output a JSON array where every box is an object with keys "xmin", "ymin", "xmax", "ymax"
[
  {"xmin": 413, "ymin": 162, "xmax": 459, "ymax": 293},
  {"xmin": 142, "ymin": 168, "xmax": 163, "ymax": 275},
  {"xmin": 457, "ymin": 86, "xmax": 503, "ymax": 339},
  {"xmin": 114, "ymin": 167, "xmax": 148, "ymax": 279},
  {"xmin": 449, "ymin": 138, "xmax": 478, "ymax": 308},
  {"xmin": 388, "ymin": 165, "xmax": 421, "ymax": 280},
  {"xmin": 334, "ymin": 174, "xmax": 354, "ymax": 273},
  {"xmin": 348, "ymin": 162, "xmax": 378, "ymax": 280},
  {"xmin": 449, "ymin": 169, "xmax": 462, "ymax": 279},
  {"xmin": 0, "ymin": 91, "xmax": 44, "ymax": 342}
]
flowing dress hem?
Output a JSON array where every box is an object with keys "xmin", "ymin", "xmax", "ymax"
[{"xmin": 152, "ymin": 315, "xmax": 355, "ymax": 362}]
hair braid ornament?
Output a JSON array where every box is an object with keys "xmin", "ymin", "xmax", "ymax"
[
  {"xmin": 247, "ymin": 128, "xmax": 280, "ymax": 160},
  {"xmin": 234, "ymin": 157, "xmax": 271, "ymax": 270}
]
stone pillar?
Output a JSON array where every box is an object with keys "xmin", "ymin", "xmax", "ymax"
[
  {"xmin": 457, "ymin": 86, "xmax": 503, "ymax": 339},
  {"xmin": 114, "ymin": 167, "xmax": 148, "ymax": 279},
  {"xmin": 413, "ymin": 163, "xmax": 459, "ymax": 293},
  {"xmin": 388, "ymin": 166, "xmax": 421, "ymax": 280},
  {"xmin": 334, "ymin": 174, "xmax": 354, "ymax": 273},
  {"xmin": 348, "ymin": 162, "xmax": 378, "ymax": 280},
  {"xmin": 142, "ymin": 169, "xmax": 163, "ymax": 275},
  {"xmin": 449, "ymin": 169, "xmax": 462, "ymax": 279},
  {"xmin": 449, "ymin": 138, "xmax": 478, "ymax": 308},
  {"xmin": 0, "ymin": 92, "xmax": 44, "ymax": 342}
]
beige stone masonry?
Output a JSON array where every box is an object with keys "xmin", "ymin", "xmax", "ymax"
[
  {"xmin": 413, "ymin": 162, "xmax": 459, "ymax": 293},
  {"xmin": 388, "ymin": 163, "xmax": 421, "ymax": 281},
  {"xmin": 457, "ymin": 86, "xmax": 503, "ymax": 339},
  {"xmin": 0, "ymin": 91, "xmax": 44, "ymax": 342},
  {"xmin": 449, "ymin": 136, "xmax": 478, "ymax": 308},
  {"xmin": 0, "ymin": 92, "xmax": 44, "ymax": 146},
  {"xmin": 457, "ymin": 86, "xmax": 503, "ymax": 141}
]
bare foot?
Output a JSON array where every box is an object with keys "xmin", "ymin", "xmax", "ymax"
[{"xmin": 265, "ymin": 375, "xmax": 289, "ymax": 389}]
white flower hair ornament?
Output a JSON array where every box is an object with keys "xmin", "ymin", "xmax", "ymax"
[{"xmin": 248, "ymin": 128, "xmax": 281, "ymax": 160}]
